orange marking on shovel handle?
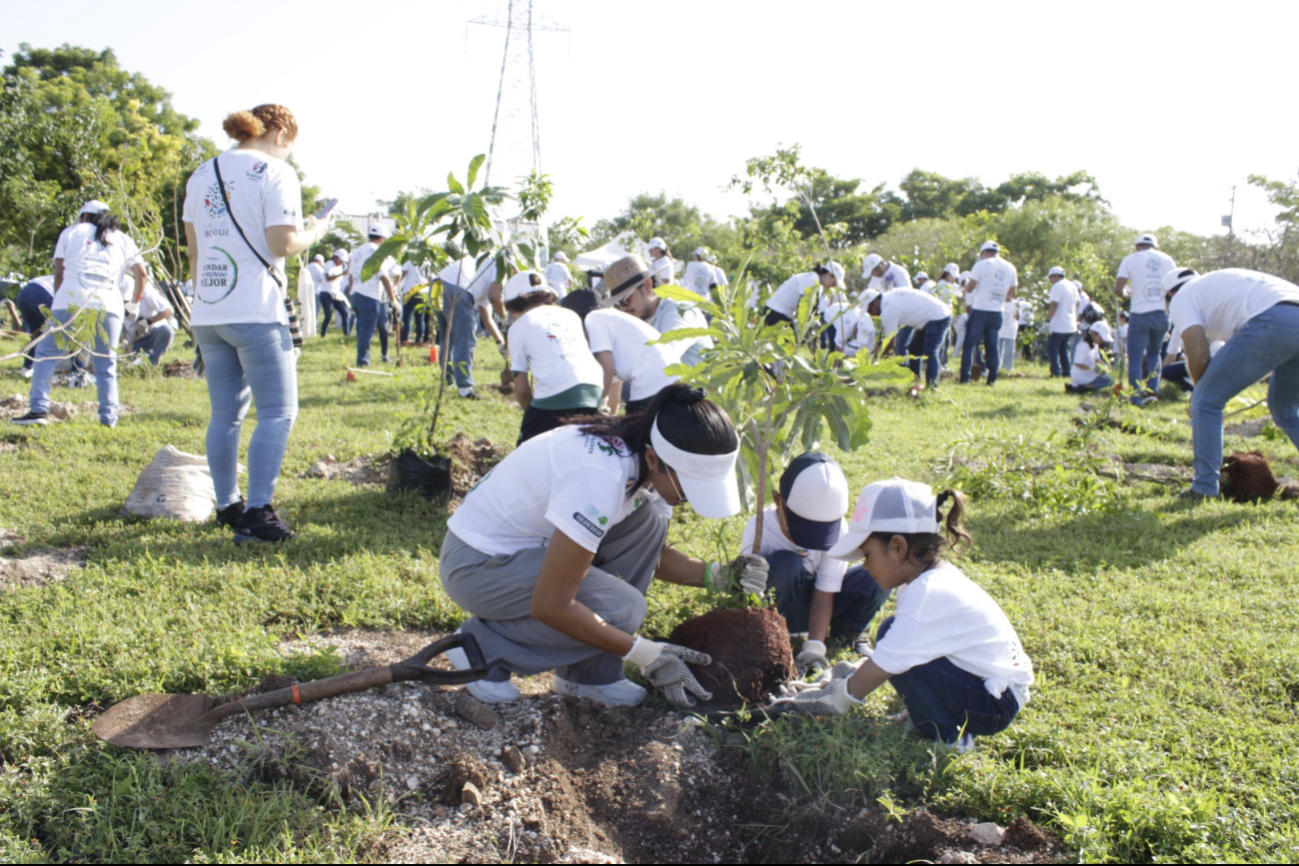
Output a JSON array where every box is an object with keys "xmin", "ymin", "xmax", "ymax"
[{"xmin": 292, "ymin": 684, "xmax": 302, "ymax": 705}]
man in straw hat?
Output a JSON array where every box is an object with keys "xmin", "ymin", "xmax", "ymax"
[{"xmin": 606, "ymin": 254, "xmax": 714, "ymax": 366}]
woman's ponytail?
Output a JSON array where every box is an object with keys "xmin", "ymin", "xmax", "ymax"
[
  {"xmin": 937, "ymin": 489, "xmax": 972, "ymax": 555},
  {"xmin": 89, "ymin": 211, "xmax": 120, "ymax": 247}
]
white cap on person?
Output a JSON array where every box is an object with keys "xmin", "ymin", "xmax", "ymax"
[
  {"xmin": 859, "ymin": 288, "xmax": 881, "ymax": 309},
  {"xmin": 1135, "ymin": 233, "xmax": 1158, "ymax": 248},
  {"xmin": 979, "ymin": 240, "xmax": 1000, "ymax": 254},
  {"xmin": 694, "ymin": 246, "xmax": 708, "ymax": 258},
  {"xmin": 861, "ymin": 253, "xmax": 884, "ymax": 277},
  {"xmin": 825, "ymin": 261, "xmax": 846, "ymax": 284},
  {"xmin": 1162, "ymin": 267, "xmax": 1198, "ymax": 296},
  {"xmin": 647, "ymin": 237, "xmax": 668, "ymax": 252},
  {"xmin": 827, "ymin": 477, "xmax": 941, "ymax": 559},
  {"xmin": 780, "ymin": 452, "xmax": 850, "ymax": 550},
  {"xmin": 502, "ymin": 270, "xmax": 546, "ymax": 303},
  {"xmin": 1048, "ymin": 266, "xmax": 1066, "ymax": 278},
  {"xmin": 649, "ymin": 413, "xmax": 740, "ymax": 519},
  {"xmin": 312, "ymin": 253, "xmax": 325, "ymax": 263},
  {"xmin": 943, "ymin": 263, "xmax": 960, "ymax": 278},
  {"xmin": 368, "ymin": 223, "xmax": 387, "ymax": 239},
  {"xmin": 333, "ymin": 249, "xmax": 349, "ymax": 261},
  {"xmin": 554, "ymin": 251, "xmax": 569, "ymax": 262},
  {"xmin": 914, "ymin": 271, "xmax": 929, "ymax": 284},
  {"xmin": 79, "ymin": 200, "xmax": 110, "ymax": 216}
]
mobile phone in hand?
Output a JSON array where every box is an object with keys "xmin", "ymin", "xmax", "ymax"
[{"xmin": 315, "ymin": 198, "xmax": 339, "ymax": 220}]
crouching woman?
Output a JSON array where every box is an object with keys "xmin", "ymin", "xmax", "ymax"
[
  {"xmin": 440, "ymin": 384, "xmax": 765, "ymax": 708},
  {"xmin": 775, "ymin": 478, "xmax": 1033, "ymax": 750}
]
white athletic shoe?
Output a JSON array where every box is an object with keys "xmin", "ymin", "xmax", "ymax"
[
  {"xmin": 19, "ymin": 368, "xmax": 32, "ymax": 380},
  {"xmin": 952, "ymin": 733, "xmax": 977, "ymax": 754},
  {"xmin": 446, "ymin": 629, "xmax": 520, "ymax": 704},
  {"xmin": 551, "ymin": 675, "xmax": 646, "ymax": 707}
]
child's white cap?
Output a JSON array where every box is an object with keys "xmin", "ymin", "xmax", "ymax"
[
  {"xmin": 827, "ymin": 477, "xmax": 941, "ymax": 559},
  {"xmin": 503, "ymin": 270, "xmax": 546, "ymax": 302}
]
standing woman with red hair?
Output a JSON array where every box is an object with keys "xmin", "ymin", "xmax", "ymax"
[{"xmin": 183, "ymin": 104, "xmax": 329, "ymax": 543}]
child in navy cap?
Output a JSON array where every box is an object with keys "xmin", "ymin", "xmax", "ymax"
[{"xmin": 740, "ymin": 451, "xmax": 890, "ymax": 674}]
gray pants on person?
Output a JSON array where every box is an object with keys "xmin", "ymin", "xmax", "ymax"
[{"xmin": 440, "ymin": 500, "xmax": 669, "ymax": 686}]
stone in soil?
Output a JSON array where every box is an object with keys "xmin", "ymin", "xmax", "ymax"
[
  {"xmin": 968, "ymin": 821, "xmax": 1006, "ymax": 846},
  {"xmin": 455, "ymin": 692, "xmax": 500, "ymax": 730},
  {"xmin": 668, "ymin": 606, "xmax": 795, "ymax": 706}
]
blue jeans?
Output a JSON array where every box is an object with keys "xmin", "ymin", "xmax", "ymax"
[
  {"xmin": 193, "ymin": 323, "xmax": 299, "ymax": 510},
  {"xmin": 998, "ymin": 337, "xmax": 1015, "ymax": 371},
  {"xmin": 877, "ymin": 616, "xmax": 1020, "ymax": 744},
  {"xmin": 1126, "ymin": 309, "xmax": 1169, "ymax": 395},
  {"xmin": 1189, "ymin": 303, "xmax": 1299, "ymax": 496},
  {"xmin": 1071, "ymin": 372, "xmax": 1113, "ymax": 392},
  {"xmin": 894, "ymin": 326, "xmax": 914, "ymax": 359},
  {"xmin": 318, "ymin": 292, "xmax": 349, "ymax": 337},
  {"xmin": 1162, "ymin": 361, "xmax": 1194, "ymax": 393},
  {"xmin": 443, "ymin": 286, "xmax": 479, "ymax": 394},
  {"xmin": 402, "ymin": 295, "xmax": 430, "ymax": 343},
  {"xmin": 1047, "ymin": 332, "xmax": 1072, "ymax": 377},
  {"xmin": 16, "ymin": 281, "xmax": 54, "ymax": 371},
  {"xmin": 907, "ymin": 316, "xmax": 952, "ymax": 387},
  {"xmin": 767, "ymin": 550, "xmax": 889, "ymax": 641},
  {"xmin": 352, "ymin": 295, "xmax": 390, "ymax": 366},
  {"xmin": 960, "ymin": 309, "xmax": 1003, "ymax": 384},
  {"xmin": 30, "ymin": 309, "xmax": 122, "ymax": 425},
  {"xmin": 133, "ymin": 321, "xmax": 175, "ymax": 365}
]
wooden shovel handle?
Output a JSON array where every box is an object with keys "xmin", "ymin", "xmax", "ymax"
[{"xmin": 208, "ymin": 666, "xmax": 395, "ymax": 722}]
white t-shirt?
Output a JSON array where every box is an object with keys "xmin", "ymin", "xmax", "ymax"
[
  {"xmin": 307, "ymin": 261, "xmax": 326, "ymax": 293},
  {"xmin": 870, "ymin": 560, "xmax": 1033, "ymax": 707},
  {"xmin": 649, "ymin": 298, "xmax": 713, "ymax": 366},
  {"xmin": 463, "ymin": 259, "xmax": 498, "ymax": 307},
  {"xmin": 400, "ymin": 262, "xmax": 427, "ymax": 296},
  {"xmin": 834, "ymin": 305, "xmax": 877, "ymax": 356},
  {"xmin": 998, "ymin": 300, "xmax": 1019, "ymax": 340},
  {"xmin": 1071, "ymin": 341, "xmax": 1102, "ymax": 386},
  {"xmin": 879, "ymin": 288, "xmax": 951, "ymax": 336},
  {"xmin": 966, "ymin": 256, "xmax": 1018, "ymax": 312},
  {"xmin": 934, "ymin": 278, "xmax": 959, "ymax": 306},
  {"xmin": 584, "ymin": 309, "xmax": 683, "ymax": 401},
  {"xmin": 137, "ymin": 283, "xmax": 173, "ymax": 321},
  {"xmin": 916, "ymin": 279, "xmax": 937, "ymax": 295},
  {"xmin": 1169, "ymin": 268, "xmax": 1299, "ymax": 343},
  {"xmin": 766, "ymin": 272, "xmax": 819, "ymax": 317},
  {"xmin": 325, "ymin": 261, "xmax": 348, "ymax": 300},
  {"xmin": 544, "ymin": 262, "xmax": 572, "ymax": 297},
  {"xmin": 682, "ymin": 261, "xmax": 716, "ymax": 300},
  {"xmin": 711, "ymin": 264, "xmax": 729, "ymax": 287},
  {"xmin": 650, "ymin": 255, "xmax": 674, "ymax": 285},
  {"xmin": 740, "ymin": 506, "xmax": 849, "ymax": 593},
  {"xmin": 50, "ymin": 223, "xmax": 142, "ymax": 316},
  {"xmin": 868, "ymin": 262, "xmax": 911, "ymax": 293},
  {"xmin": 507, "ymin": 304, "xmax": 603, "ymax": 406},
  {"xmin": 348, "ymin": 241, "xmax": 396, "ymax": 301},
  {"xmin": 438, "ymin": 257, "xmax": 479, "ymax": 289},
  {"xmin": 952, "ymin": 312, "xmax": 967, "ymax": 344},
  {"xmin": 182, "ymin": 150, "xmax": 302, "ymax": 326},
  {"xmin": 1048, "ymin": 279, "xmax": 1079, "ymax": 333},
  {"xmin": 447, "ymin": 426, "xmax": 651, "ymax": 555},
  {"xmin": 1117, "ymin": 248, "xmax": 1177, "ymax": 314}
]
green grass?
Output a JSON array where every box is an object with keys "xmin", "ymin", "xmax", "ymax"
[{"xmin": 1, "ymin": 331, "xmax": 1298, "ymax": 862}]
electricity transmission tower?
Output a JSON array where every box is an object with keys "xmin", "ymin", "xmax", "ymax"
[{"xmin": 469, "ymin": 1, "xmax": 568, "ymax": 189}]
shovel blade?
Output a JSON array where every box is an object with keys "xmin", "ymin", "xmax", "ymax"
[{"xmin": 92, "ymin": 693, "xmax": 220, "ymax": 750}]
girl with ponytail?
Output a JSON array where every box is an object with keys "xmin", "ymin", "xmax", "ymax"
[
  {"xmin": 439, "ymin": 383, "xmax": 765, "ymax": 712},
  {"xmin": 774, "ymin": 478, "xmax": 1034, "ymax": 752}
]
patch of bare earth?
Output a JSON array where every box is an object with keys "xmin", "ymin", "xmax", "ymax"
[
  {"xmin": 0, "ymin": 540, "xmax": 87, "ymax": 590},
  {"xmin": 0, "ymin": 393, "xmax": 133, "ymax": 422},
  {"xmin": 302, "ymin": 454, "xmax": 390, "ymax": 486},
  {"xmin": 156, "ymin": 629, "xmax": 1061, "ymax": 864}
]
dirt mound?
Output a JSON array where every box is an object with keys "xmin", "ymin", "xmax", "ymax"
[
  {"xmin": 0, "ymin": 545, "xmax": 87, "ymax": 590},
  {"xmin": 668, "ymin": 607, "xmax": 794, "ymax": 706},
  {"xmin": 824, "ymin": 807, "xmax": 1063, "ymax": 864},
  {"xmin": 303, "ymin": 454, "xmax": 389, "ymax": 486},
  {"xmin": 442, "ymin": 433, "xmax": 504, "ymax": 506},
  {"xmin": 0, "ymin": 394, "xmax": 133, "ymax": 422},
  {"xmin": 1221, "ymin": 450, "xmax": 1280, "ymax": 503},
  {"xmin": 162, "ymin": 359, "xmax": 199, "ymax": 379}
]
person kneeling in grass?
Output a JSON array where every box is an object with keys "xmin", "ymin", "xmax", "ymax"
[
  {"xmin": 741, "ymin": 452, "xmax": 890, "ymax": 675},
  {"xmin": 504, "ymin": 271, "xmax": 605, "ymax": 445},
  {"xmin": 772, "ymin": 478, "xmax": 1034, "ymax": 752}
]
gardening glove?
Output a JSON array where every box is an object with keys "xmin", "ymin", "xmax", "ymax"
[
  {"xmin": 795, "ymin": 639, "xmax": 829, "ymax": 677},
  {"xmin": 497, "ymin": 340, "xmax": 509, "ymax": 360},
  {"xmin": 769, "ymin": 673, "xmax": 862, "ymax": 716},
  {"xmin": 624, "ymin": 637, "xmax": 713, "ymax": 708},
  {"xmin": 776, "ymin": 660, "xmax": 860, "ymax": 697},
  {"xmin": 133, "ymin": 318, "xmax": 151, "ymax": 340},
  {"xmin": 710, "ymin": 554, "xmax": 769, "ymax": 595}
]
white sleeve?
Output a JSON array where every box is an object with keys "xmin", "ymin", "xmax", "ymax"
[
  {"xmin": 869, "ymin": 613, "xmax": 952, "ymax": 675},
  {"xmin": 1116, "ymin": 256, "xmax": 1133, "ymax": 282},
  {"xmin": 263, "ymin": 164, "xmax": 304, "ymax": 230},
  {"xmin": 181, "ymin": 172, "xmax": 199, "ymax": 225},
  {"xmin": 545, "ymin": 468, "xmax": 630, "ymax": 553},
  {"xmin": 879, "ymin": 297, "xmax": 898, "ymax": 337},
  {"xmin": 121, "ymin": 234, "xmax": 143, "ymax": 269},
  {"xmin": 585, "ymin": 315, "xmax": 614, "ymax": 355},
  {"xmin": 1168, "ymin": 292, "xmax": 1202, "ymax": 332},
  {"xmin": 53, "ymin": 229, "xmax": 69, "ymax": 261},
  {"xmin": 812, "ymin": 556, "xmax": 849, "ymax": 593},
  {"xmin": 508, "ymin": 322, "xmax": 528, "ymax": 373}
]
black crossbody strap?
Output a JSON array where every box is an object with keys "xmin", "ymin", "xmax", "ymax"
[{"xmin": 213, "ymin": 157, "xmax": 283, "ymax": 289}]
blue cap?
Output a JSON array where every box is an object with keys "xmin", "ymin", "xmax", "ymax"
[{"xmin": 778, "ymin": 452, "xmax": 850, "ymax": 551}]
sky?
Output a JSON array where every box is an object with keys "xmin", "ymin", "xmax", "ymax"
[{"xmin": 6, "ymin": 0, "xmax": 1299, "ymax": 245}]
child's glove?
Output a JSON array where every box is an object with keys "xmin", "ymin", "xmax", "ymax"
[
  {"xmin": 710, "ymin": 554, "xmax": 769, "ymax": 595},
  {"xmin": 770, "ymin": 675, "xmax": 862, "ymax": 716},
  {"xmin": 794, "ymin": 639, "xmax": 829, "ymax": 676},
  {"xmin": 776, "ymin": 659, "xmax": 860, "ymax": 697}
]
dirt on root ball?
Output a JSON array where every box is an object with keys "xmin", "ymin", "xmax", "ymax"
[
  {"xmin": 1221, "ymin": 450, "xmax": 1280, "ymax": 503},
  {"xmin": 668, "ymin": 607, "xmax": 795, "ymax": 706},
  {"xmin": 442, "ymin": 433, "xmax": 504, "ymax": 504}
]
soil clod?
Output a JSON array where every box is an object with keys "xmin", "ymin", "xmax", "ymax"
[
  {"xmin": 455, "ymin": 692, "xmax": 501, "ymax": 730},
  {"xmin": 668, "ymin": 607, "xmax": 795, "ymax": 706},
  {"xmin": 1221, "ymin": 450, "xmax": 1281, "ymax": 503}
]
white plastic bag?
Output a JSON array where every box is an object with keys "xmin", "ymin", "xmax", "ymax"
[{"xmin": 122, "ymin": 446, "xmax": 219, "ymax": 522}]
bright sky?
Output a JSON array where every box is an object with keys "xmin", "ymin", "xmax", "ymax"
[{"xmin": 6, "ymin": 1, "xmax": 1298, "ymax": 244}]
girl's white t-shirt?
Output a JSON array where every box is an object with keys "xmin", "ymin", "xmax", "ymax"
[
  {"xmin": 584, "ymin": 309, "xmax": 683, "ymax": 400},
  {"xmin": 682, "ymin": 261, "xmax": 715, "ymax": 300},
  {"xmin": 650, "ymin": 254, "xmax": 673, "ymax": 284},
  {"xmin": 507, "ymin": 305, "xmax": 603, "ymax": 403},
  {"xmin": 998, "ymin": 300, "xmax": 1019, "ymax": 340},
  {"xmin": 1071, "ymin": 341, "xmax": 1101, "ymax": 386},
  {"xmin": 870, "ymin": 560, "xmax": 1033, "ymax": 707},
  {"xmin": 766, "ymin": 272, "xmax": 819, "ymax": 318},
  {"xmin": 51, "ymin": 224, "xmax": 142, "ymax": 316},
  {"xmin": 740, "ymin": 506, "xmax": 849, "ymax": 593},
  {"xmin": 183, "ymin": 150, "xmax": 302, "ymax": 326},
  {"xmin": 447, "ymin": 426, "xmax": 650, "ymax": 555}
]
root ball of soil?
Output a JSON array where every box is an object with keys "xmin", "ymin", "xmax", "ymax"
[
  {"xmin": 1221, "ymin": 450, "xmax": 1280, "ymax": 503},
  {"xmin": 667, "ymin": 607, "xmax": 794, "ymax": 706}
]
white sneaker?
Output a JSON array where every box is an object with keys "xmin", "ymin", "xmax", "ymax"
[
  {"xmin": 446, "ymin": 629, "xmax": 520, "ymax": 704},
  {"xmin": 551, "ymin": 675, "xmax": 646, "ymax": 707},
  {"xmin": 19, "ymin": 368, "xmax": 32, "ymax": 380},
  {"xmin": 952, "ymin": 733, "xmax": 976, "ymax": 754}
]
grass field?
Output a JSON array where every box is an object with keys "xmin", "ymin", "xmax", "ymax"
[{"xmin": 1, "ymin": 329, "xmax": 1297, "ymax": 863}]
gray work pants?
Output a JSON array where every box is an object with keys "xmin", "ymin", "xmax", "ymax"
[{"xmin": 440, "ymin": 500, "xmax": 669, "ymax": 686}]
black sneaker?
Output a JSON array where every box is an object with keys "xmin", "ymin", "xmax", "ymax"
[
  {"xmin": 233, "ymin": 505, "xmax": 297, "ymax": 544},
  {"xmin": 460, "ymin": 390, "xmax": 480, "ymax": 400},
  {"xmin": 11, "ymin": 411, "xmax": 49, "ymax": 427},
  {"xmin": 215, "ymin": 498, "xmax": 246, "ymax": 531}
]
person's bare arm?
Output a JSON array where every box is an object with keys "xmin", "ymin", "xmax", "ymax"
[
  {"xmin": 1113, "ymin": 277, "xmax": 1129, "ymax": 298},
  {"xmin": 512, "ymin": 371, "xmax": 532, "ymax": 409},
  {"xmin": 654, "ymin": 545, "xmax": 707, "ymax": 588},
  {"xmin": 479, "ymin": 303, "xmax": 505, "ymax": 345},
  {"xmin": 149, "ymin": 307, "xmax": 175, "ymax": 325},
  {"xmin": 1048, "ymin": 301, "xmax": 1059, "ymax": 322},
  {"xmin": 964, "ymin": 279, "xmax": 979, "ymax": 297},
  {"xmin": 264, "ymin": 216, "xmax": 327, "ymax": 259},
  {"xmin": 489, "ymin": 282, "xmax": 505, "ymax": 319},
  {"xmin": 184, "ymin": 223, "xmax": 199, "ymax": 289},
  {"xmin": 594, "ymin": 351, "xmax": 620, "ymax": 413},
  {"xmin": 807, "ymin": 590, "xmax": 834, "ymax": 645},
  {"xmin": 53, "ymin": 259, "xmax": 65, "ymax": 294},
  {"xmin": 129, "ymin": 263, "xmax": 147, "ymax": 305},
  {"xmin": 1181, "ymin": 325, "xmax": 1212, "ymax": 383},
  {"xmin": 845, "ymin": 658, "xmax": 893, "ymax": 700},
  {"xmin": 1006, "ymin": 284, "xmax": 1017, "ymax": 301},
  {"xmin": 381, "ymin": 274, "xmax": 397, "ymax": 306},
  {"xmin": 531, "ymin": 529, "xmax": 636, "ymax": 656}
]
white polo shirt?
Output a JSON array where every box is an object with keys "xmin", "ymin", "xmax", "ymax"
[
  {"xmin": 878, "ymin": 288, "xmax": 951, "ymax": 336},
  {"xmin": 766, "ymin": 272, "xmax": 819, "ymax": 318},
  {"xmin": 348, "ymin": 241, "xmax": 396, "ymax": 301},
  {"xmin": 1169, "ymin": 268, "xmax": 1299, "ymax": 343},
  {"xmin": 50, "ymin": 223, "xmax": 142, "ymax": 316},
  {"xmin": 1117, "ymin": 248, "xmax": 1177, "ymax": 315},
  {"xmin": 967, "ymin": 256, "xmax": 1018, "ymax": 312},
  {"xmin": 584, "ymin": 309, "xmax": 683, "ymax": 401},
  {"xmin": 868, "ymin": 262, "xmax": 911, "ymax": 293},
  {"xmin": 1048, "ymin": 279, "xmax": 1079, "ymax": 334}
]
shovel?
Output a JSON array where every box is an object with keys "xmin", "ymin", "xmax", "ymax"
[{"xmin": 93, "ymin": 633, "xmax": 487, "ymax": 750}]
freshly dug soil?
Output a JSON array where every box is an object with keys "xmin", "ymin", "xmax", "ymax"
[
  {"xmin": 668, "ymin": 607, "xmax": 794, "ymax": 707},
  {"xmin": 1221, "ymin": 450, "xmax": 1280, "ymax": 503},
  {"xmin": 442, "ymin": 433, "xmax": 504, "ymax": 507},
  {"xmin": 303, "ymin": 454, "xmax": 390, "ymax": 486},
  {"xmin": 162, "ymin": 359, "xmax": 199, "ymax": 379},
  {"xmin": 0, "ymin": 545, "xmax": 87, "ymax": 590}
]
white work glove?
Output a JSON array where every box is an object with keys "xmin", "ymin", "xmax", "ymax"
[
  {"xmin": 625, "ymin": 637, "xmax": 713, "ymax": 707},
  {"xmin": 710, "ymin": 554, "xmax": 769, "ymax": 595},
  {"xmin": 776, "ymin": 659, "xmax": 860, "ymax": 697},
  {"xmin": 497, "ymin": 341, "xmax": 509, "ymax": 360},
  {"xmin": 133, "ymin": 318, "xmax": 151, "ymax": 340},
  {"xmin": 769, "ymin": 672, "xmax": 862, "ymax": 716},
  {"xmin": 794, "ymin": 639, "xmax": 829, "ymax": 677}
]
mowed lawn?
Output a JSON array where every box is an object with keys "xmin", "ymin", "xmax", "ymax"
[{"xmin": 1, "ymin": 329, "xmax": 1297, "ymax": 863}]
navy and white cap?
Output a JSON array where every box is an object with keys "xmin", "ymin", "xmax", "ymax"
[
  {"xmin": 979, "ymin": 240, "xmax": 1000, "ymax": 254},
  {"xmin": 779, "ymin": 452, "xmax": 850, "ymax": 551},
  {"xmin": 1135, "ymin": 233, "xmax": 1158, "ymax": 248},
  {"xmin": 1048, "ymin": 266, "xmax": 1066, "ymax": 278}
]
